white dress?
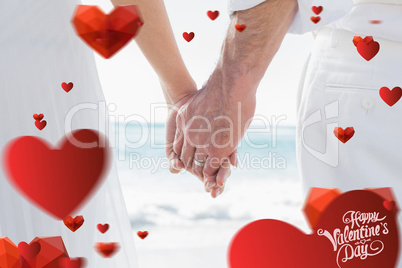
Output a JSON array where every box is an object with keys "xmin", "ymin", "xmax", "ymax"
[{"xmin": 0, "ymin": 0, "xmax": 138, "ymax": 267}]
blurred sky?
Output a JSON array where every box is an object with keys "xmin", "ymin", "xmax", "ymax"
[{"xmin": 82, "ymin": 0, "xmax": 315, "ymax": 125}]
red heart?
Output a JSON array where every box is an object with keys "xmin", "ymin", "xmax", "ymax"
[
  {"xmin": 379, "ymin": 86, "xmax": 402, "ymax": 106},
  {"xmin": 333, "ymin": 127, "xmax": 355, "ymax": 143},
  {"xmin": 356, "ymin": 38, "xmax": 380, "ymax": 61},
  {"xmin": 207, "ymin": 10, "xmax": 219, "ymax": 21},
  {"xmin": 3, "ymin": 129, "xmax": 110, "ymax": 219},
  {"xmin": 182, "ymin": 32, "xmax": 195, "ymax": 42},
  {"xmin": 311, "ymin": 16, "xmax": 321, "ymax": 24},
  {"xmin": 137, "ymin": 231, "xmax": 149, "ymax": 239},
  {"xmin": 95, "ymin": 242, "xmax": 120, "ymax": 258},
  {"xmin": 229, "ymin": 190, "xmax": 399, "ymax": 268},
  {"xmin": 71, "ymin": 5, "xmax": 142, "ymax": 59},
  {"xmin": 312, "ymin": 6, "xmax": 323, "ymax": 15},
  {"xmin": 59, "ymin": 257, "xmax": 86, "ymax": 268},
  {"xmin": 63, "ymin": 215, "xmax": 85, "ymax": 232},
  {"xmin": 370, "ymin": 20, "xmax": 382, "ymax": 24},
  {"xmin": 61, "ymin": 82, "xmax": 74, "ymax": 93},
  {"xmin": 97, "ymin": 223, "xmax": 109, "ymax": 234},
  {"xmin": 35, "ymin": 120, "xmax": 47, "ymax": 131},
  {"xmin": 235, "ymin": 24, "xmax": 246, "ymax": 32},
  {"xmin": 33, "ymin": 114, "xmax": 44, "ymax": 121},
  {"xmin": 18, "ymin": 242, "xmax": 41, "ymax": 261}
]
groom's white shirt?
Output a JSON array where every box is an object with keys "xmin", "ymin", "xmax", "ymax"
[{"xmin": 228, "ymin": 0, "xmax": 402, "ymax": 42}]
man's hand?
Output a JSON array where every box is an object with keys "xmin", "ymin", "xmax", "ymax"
[{"xmin": 171, "ymin": 0, "xmax": 298, "ymax": 196}]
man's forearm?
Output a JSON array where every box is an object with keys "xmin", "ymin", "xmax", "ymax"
[
  {"xmin": 213, "ymin": 0, "xmax": 298, "ymax": 101},
  {"xmin": 111, "ymin": 0, "xmax": 197, "ymax": 104}
]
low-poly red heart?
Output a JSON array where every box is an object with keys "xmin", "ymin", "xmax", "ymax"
[
  {"xmin": 63, "ymin": 216, "xmax": 85, "ymax": 232},
  {"xmin": 71, "ymin": 5, "xmax": 142, "ymax": 59},
  {"xmin": 3, "ymin": 129, "xmax": 110, "ymax": 219},
  {"xmin": 311, "ymin": 16, "xmax": 321, "ymax": 24},
  {"xmin": 95, "ymin": 242, "xmax": 120, "ymax": 258},
  {"xmin": 183, "ymin": 32, "xmax": 195, "ymax": 42},
  {"xmin": 334, "ymin": 127, "xmax": 355, "ymax": 143},
  {"xmin": 312, "ymin": 6, "xmax": 323, "ymax": 15},
  {"xmin": 33, "ymin": 114, "xmax": 44, "ymax": 121},
  {"xmin": 356, "ymin": 38, "xmax": 380, "ymax": 61},
  {"xmin": 229, "ymin": 190, "xmax": 399, "ymax": 268},
  {"xmin": 235, "ymin": 24, "xmax": 246, "ymax": 32},
  {"xmin": 137, "ymin": 231, "xmax": 149, "ymax": 239},
  {"xmin": 59, "ymin": 257, "xmax": 86, "ymax": 268},
  {"xmin": 61, "ymin": 82, "xmax": 74, "ymax": 93},
  {"xmin": 207, "ymin": 10, "xmax": 219, "ymax": 20},
  {"xmin": 18, "ymin": 242, "xmax": 41, "ymax": 261},
  {"xmin": 379, "ymin": 86, "xmax": 402, "ymax": 106},
  {"xmin": 97, "ymin": 223, "xmax": 109, "ymax": 234},
  {"xmin": 35, "ymin": 120, "xmax": 47, "ymax": 131}
]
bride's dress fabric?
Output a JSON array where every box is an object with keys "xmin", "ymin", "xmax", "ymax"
[{"xmin": 0, "ymin": 0, "xmax": 138, "ymax": 267}]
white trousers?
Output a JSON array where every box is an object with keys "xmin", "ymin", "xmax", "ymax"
[{"xmin": 296, "ymin": 26, "xmax": 402, "ymax": 267}]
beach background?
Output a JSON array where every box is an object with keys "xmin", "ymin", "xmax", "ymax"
[{"xmin": 88, "ymin": 0, "xmax": 315, "ymax": 267}]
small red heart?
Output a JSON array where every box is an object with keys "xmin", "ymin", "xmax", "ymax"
[
  {"xmin": 95, "ymin": 242, "xmax": 120, "ymax": 258},
  {"xmin": 33, "ymin": 114, "xmax": 44, "ymax": 121},
  {"xmin": 35, "ymin": 120, "xmax": 47, "ymax": 131},
  {"xmin": 352, "ymin": 36, "xmax": 363, "ymax": 47},
  {"xmin": 61, "ymin": 82, "xmax": 74, "ymax": 93},
  {"xmin": 137, "ymin": 231, "xmax": 149, "ymax": 239},
  {"xmin": 235, "ymin": 24, "xmax": 246, "ymax": 32},
  {"xmin": 63, "ymin": 215, "xmax": 85, "ymax": 232},
  {"xmin": 207, "ymin": 10, "xmax": 219, "ymax": 21},
  {"xmin": 383, "ymin": 200, "xmax": 396, "ymax": 211},
  {"xmin": 18, "ymin": 241, "xmax": 41, "ymax": 261},
  {"xmin": 59, "ymin": 257, "xmax": 86, "ymax": 268},
  {"xmin": 182, "ymin": 32, "xmax": 195, "ymax": 42},
  {"xmin": 356, "ymin": 38, "xmax": 380, "ymax": 61},
  {"xmin": 370, "ymin": 20, "xmax": 382, "ymax": 24},
  {"xmin": 334, "ymin": 127, "xmax": 355, "ymax": 143},
  {"xmin": 97, "ymin": 223, "xmax": 109, "ymax": 234},
  {"xmin": 310, "ymin": 16, "xmax": 321, "ymax": 24},
  {"xmin": 311, "ymin": 6, "xmax": 323, "ymax": 15},
  {"xmin": 379, "ymin": 86, "xmax": 402, "ymax": 106}
]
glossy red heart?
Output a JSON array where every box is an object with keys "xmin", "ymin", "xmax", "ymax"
[
  {"xmin": 235, "ymin": 24, "xmax": 246, "ymax": 32},
  {"xmin": 311, "ymin": 16, "xmax": 321, "ymax": 24},
  {"xmin": 59, "ymin": 257, "xmax": 86, "ymax": 268},
  {"xmin": 35, "ymin": 120, "xmax": 47, "ymax": 131},
  {"xmin": 63, "ymin": 215, "xmax": 85, "ymax": 232},
  {"xmin": 207, "ymin": 10, "xmax": 219, "ymax": 20},
  {"xmin": 95, "ymin": 242, "xmax": 120, "ymax": 258},
  {"xmin": 183, "ymin": 32, "xmax": 195, "ymax": 42},
  {"xmin": 71, "ymin": 5, "xmax": 142, "ymax": 59},
  {"xmin": 18, "ymin": 242, "xmax": 41, "ymax": 261},
  {"xmin": 353, "ymin": 36, "xmax": 363, "ymax": 47},
  {"xmin": 97, "ymin": 223, "xmax": 109, "ymax": 234},
  {"xmin": 379, "ymin": 86, "xmax": 402, "ymax": 106},
  {"xmin": 334, "ymin": 127, "xmax": 355, "ymax": 143},
  {"xmin": 137, "ymin": 231, "xmax": 149, "ymax": 239},
  {"xmin": 356, "ymin": 38, "xmax": 380, "ymax": 61},
  {"xmin": 229, "ymin": 190, "xmax": 399, "ymax": 268},
  {"xmin": 62, "ymin": 82, "xmax": 74, "ymax": 93},
  {"xmin": 33, "ymin": 114, "xmax": 44, "ymax": 121},
  {"xmin": 3, "ymin": 129, "xmax": 110, "ymax": 219},
  {"xmin": 312, "ymin": 6, "xmax": 323, "ymax": 15}
]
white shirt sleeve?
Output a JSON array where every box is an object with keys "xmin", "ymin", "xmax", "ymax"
[{"xmin": 227, "ymin": 0, "xmax": 354, "ymax": 34}]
